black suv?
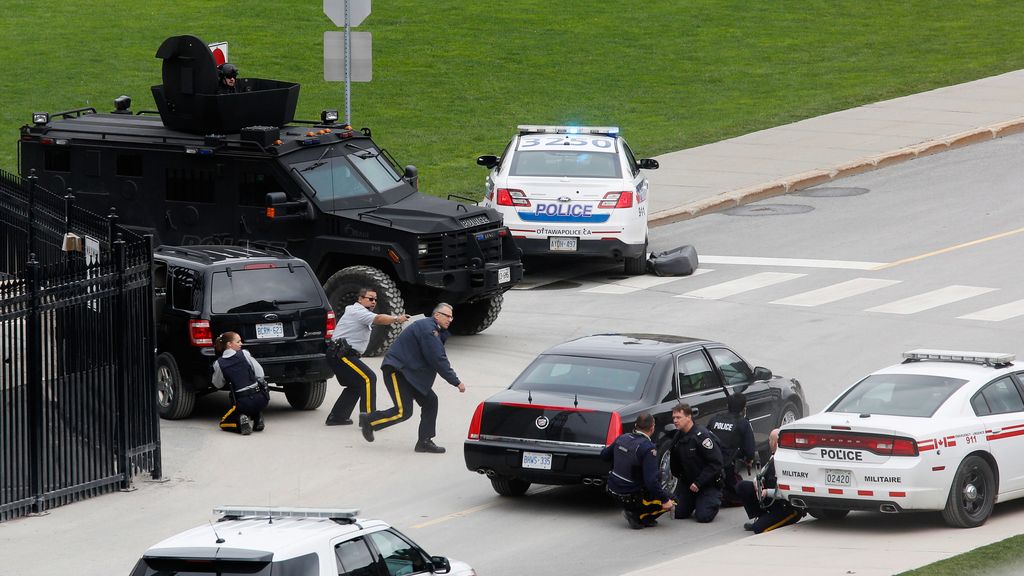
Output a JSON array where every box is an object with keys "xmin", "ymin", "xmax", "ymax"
[{"xmin": 153, "ymin": 245, "xmax": 334, "ymax": 419}]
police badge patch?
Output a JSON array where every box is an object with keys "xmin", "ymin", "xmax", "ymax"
[{"xmin": 702, "ymin": 438, "xmax": 714, "ymax": 450}]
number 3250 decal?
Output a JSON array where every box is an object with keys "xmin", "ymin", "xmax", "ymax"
[{"xmin": 520, "ymin": 137, "xmax": 612, "ymax": 149}]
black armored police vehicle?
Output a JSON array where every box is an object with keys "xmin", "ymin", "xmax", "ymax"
[{"xmin": 18, "ymin": 35, "xmax": 523, "ymax": 356}]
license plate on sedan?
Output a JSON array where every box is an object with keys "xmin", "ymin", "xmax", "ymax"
[
  {"xmin": 522, "ymin": 451, "xmax": 552, "ymax": 470},
  {"xmin": 825, "ymin": 469, "xmax": 852, "ymax": 486},
  {"xmin": 255, "ymin": 322, "xmax": 284, "ymax": 339},
  {"xmin": 549, "ymin": 237, "xmax": 578, "ymax": 252}
]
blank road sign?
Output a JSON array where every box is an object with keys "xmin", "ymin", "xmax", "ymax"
[
  {"xmin": 324, "ymin": 0, "xmax": 371, "ymax": 27},
  {"xmin": 324, "ymin": 31, "xmax": 372, "ymax": 82}
]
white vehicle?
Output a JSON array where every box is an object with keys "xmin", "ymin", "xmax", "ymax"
[
  {"xmin": 129, "ymin": 506, "xmax": 476, "ymax": 576},
  {"xmin": 476, "ymin": 125, "xmax": 659, "ymax": 274},
  {"xmin": 775, "ymin": 350, "xmax": 1024, "ymax": 528}
]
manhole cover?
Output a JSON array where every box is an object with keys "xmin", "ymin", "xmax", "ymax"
[
  {"xmin": 792, "ymin": 186, "xmax": 869, "ymax": 198},
  {"xmin": 723, "ymin": 204, "xmax": 814, "ymax": 216}
]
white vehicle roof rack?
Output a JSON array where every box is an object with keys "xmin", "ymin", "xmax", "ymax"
[
  {"xmin": 214, "ymin": 506, "xmax": 359, "ymax": 521},
  {"xmin": 902, "ymin": 349, "xmax": 1015, "ymax": 367},
  {"xmin": 517, "ymin": 125, "xmax": 619, "ymax": 136}
]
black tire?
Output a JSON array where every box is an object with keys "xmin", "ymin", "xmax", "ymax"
[
  {"xmin": 656, "ymin": 436, "xmax": 679, "ymax": 496},
  {"xmin": 323, "ymin": 265, "xmax": 405, "ymax": 357},
  {"xmin": 283, "ymin": 380, "xmax": 327, "ymax": 410},
  {"xmin": 777, "ymin": 402, "xmax": 801, "ymax": 428},
  {"xmin": 448, "ymin": 293, "xmax": 503, "ymax": 335},
  {"xmin": 623, "ymin": 238, "xmax": 648, "ymax": 276},
  {"xmin": 155, "ymin": 352, "xmax": 195, "ymax": 420},
  {"xmin": 807, "ymin": 508, "xmax": 850, "ymax": 521},
  {"xmin": 942, "ymin": 455, "xmax": 996, "ymax": 528},
  {"xmin": 490, "ymin": 476, "xmax": 530, "ymax": 497}
]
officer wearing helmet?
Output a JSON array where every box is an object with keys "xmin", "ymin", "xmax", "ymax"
[{"xmin": 217, "ymin": 63, "xmax": 239, "ymax": 94}]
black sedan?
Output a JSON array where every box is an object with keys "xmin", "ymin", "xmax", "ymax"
[{"xmin": 464, "ymin": 333, "xmax": 807, "ymax": 496}]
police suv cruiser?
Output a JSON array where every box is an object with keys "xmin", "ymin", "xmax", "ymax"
[
  {"xmin": 775, "ymin": 349, "xmax": 1024, "ymax": 528},
  {"xmin": 130, "ymin": 506, "xmax": 476, "ymax": 576},
  {"xmin": 476, "ymin": 125, "xmax": 659, "ymax": 274}
]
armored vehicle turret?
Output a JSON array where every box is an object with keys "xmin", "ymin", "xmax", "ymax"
[{"xmin": 19, "ymin": 35, "xmax": 523, "ymax": 356}]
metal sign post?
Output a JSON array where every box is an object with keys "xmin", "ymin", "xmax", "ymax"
[{"xmin": 324, "ymin": 0, "xmax": 371, "ymax": 125}]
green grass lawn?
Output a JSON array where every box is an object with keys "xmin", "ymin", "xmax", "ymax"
[
  {"xmin": 4, "ymin": 1, "xmax": 1024, "ymax": 200},
  {"xmin": 897, "ymin": 534, "xmax": 1024, "ymax": 576}
]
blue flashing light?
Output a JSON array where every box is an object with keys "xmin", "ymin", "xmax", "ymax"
[{"xmin": 299, "ymin": 138, "xmax": 322, "ymax": 146}]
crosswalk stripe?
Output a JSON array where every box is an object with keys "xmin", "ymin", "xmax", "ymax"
[
  {"xmin": 958, "ymin": 299, "xmax": 1024, "ymax": 322},
  {"xmin": 677, "ymin": 272, "xmax": 805, "ymax": 300},
  {"xmin": 700, "ymin": 255, "xmax": 885, "ymax": 270},
  {"xmin": 771, "ymin": 278, "xmax": 902, "ymax": 307},
  {"xmin": 866, "ymin": 285, "xmax": 997, "ymax": 315},
  {"xmin": 582, "ymin": 269, "xmax": 712, "ymax": 294}
]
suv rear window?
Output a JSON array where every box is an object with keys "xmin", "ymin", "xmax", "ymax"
[
  {"xmin": 211, "ymin": 266, "xmax": 323, "ymax": 314},
  {"xmin": 827, "ymin": 373, "xmax": 967, "ymax": 417}
]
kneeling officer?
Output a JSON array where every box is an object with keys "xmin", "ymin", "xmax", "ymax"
[{"xmin": 601, "ymin": 412, "xmax": 675, "ymax": 529}]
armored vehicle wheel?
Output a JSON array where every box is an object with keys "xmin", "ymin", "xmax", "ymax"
[
  {"xmin": 623, "ymin": 239, "xmax": 648, "ymax": 275},
  {"xmin": 156, "ymin": 352, "xmax": 195, "ymax": 420},
  {"xmin": 283, "ymin": 380, "xmax": 327, "ymax": 410},
  {"xmin": 490, "ymin": 476, "xmax": 530, "ymax": 497},
  {"xmin": 324, "ymin": 266, "xmax": 406, "ymax": 357},
  {"xmin": 448, "ymin": 293, "xmax": 503, "ymax": 336}
]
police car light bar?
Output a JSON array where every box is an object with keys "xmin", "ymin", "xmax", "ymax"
[
  {"xmin": 214, "ymin": 506, "xmax": 359, "ymax": 520},
  {"xmin": 903, "ymin": 349, "xmax": 1015, "ymax": 366},
  {"xmin": 517, "ymin": 125, "xmax": 619, "ymax": 136}
]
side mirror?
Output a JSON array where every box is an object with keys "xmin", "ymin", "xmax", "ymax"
[
  {"xmin": 404, "ymin": 165, "xmax": 419, "ymax": 189},
  {"xmin": 476, "ymin": 155, "xmax": 499, "ymax": 169},
  {"xmin": 638, "ymin": 158, "xmax": 660, "ymax": 170},
  {"xmin": 753, "ymin": 366, "xmax": 773, "ymax": 381},
  {"xmin": 429, "ymin": 556, "xmax": 451, "ymax": 574},
  {"xmin": 691, "ymin": 406, "xmax": 699, "ymax": 418},
  {"xmin": 265, "ymin": 191, "xmax": 313, "ymax": 221}
]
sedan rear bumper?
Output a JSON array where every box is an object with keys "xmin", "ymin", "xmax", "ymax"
[{"xmin": 464, "ymin": 439, "xmax": 610, "ymax": 485}]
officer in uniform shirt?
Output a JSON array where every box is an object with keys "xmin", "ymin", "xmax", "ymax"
[
  {"xmin": 324, "ymin": 288, "xmax": 409, "ymax": 426},
  {"xmin": 669, "ymin": 403, "xmax": 724, "ymax": 523},
  {"xmin": 600, "ymin": 412, "xmax": 675, "ymax": 529},
  {"xmin": 706, "ymin": 392, "xmax": 756, "ymax": 505},
  {"xmin": 738, "ymin": 428, "xmax": 805, "ymax": 533}
]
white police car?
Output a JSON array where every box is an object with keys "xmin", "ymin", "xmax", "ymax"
[
  {"xmin": 775, "ymin": 350, "xmax": 1024, "ymax": 528},
  {"xmin": 477, "ymin": 125, "xmax": 659, "ymax": 274},
  {"xmin": 129, "ymin": 506, "xmax": 476, "ymax": 575}
]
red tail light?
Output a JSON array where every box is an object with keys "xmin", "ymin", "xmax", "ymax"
[
  {"xmin": 242, "ymin": 263, "xmax": 275, "ymax": 270},
  {"xmin": 599, "ymin": 191, "xmax": 633, "ymax": 209},
  {"xmin": 779, "ymin": 430, "xmax": 918, "ymax": 457},
  {"xmin": 496, "ymin": 188, "xmax": 530, "ymax": 207},
  {"xmin": 604, "ymin": 412, "xmax": 622, "ymax": 445},
  {"xmin": 189, "ymin": 319, "xmax": 213, "ymax": 347},
  {"xmin": 467, "ymin": 402, "xmax": 485, "ymax": 440},
  {"xmin": 325, "ymin": 311, "xmax": 336, "ymax": 340}
]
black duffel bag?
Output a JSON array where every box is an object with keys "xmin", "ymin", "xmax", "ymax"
[{"xmin": 647, "ymin": 245, "xmax": 699, "ymax": 277}]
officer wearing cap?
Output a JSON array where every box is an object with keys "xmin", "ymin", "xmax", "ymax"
[
  {"xmin": 217, "ymin": 63, "xmax": 239, "ymax": 94},
  {"xmin": 601, "ymin": 412, "xmax": 675, "ymax": 529},
  {"xmin": 669, "ymin": 403, "xmax": 724, "ymax": 523},
  {"xmin": 706, "ymin": 392, "xmax": 756, "ymax": 506}
]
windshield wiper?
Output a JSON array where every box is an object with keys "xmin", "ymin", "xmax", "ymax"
[
  {"xmin": 300, "ymin": 145, "xmax": 335, "ymax": 172},
  {"xmin": 346, "ymin": 142, "xmax": 380, "ymax": 159}
]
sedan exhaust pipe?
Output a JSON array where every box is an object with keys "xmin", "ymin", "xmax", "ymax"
[
  {"xmin": 879, "ymin": 504, "xmax": 899, "ymax": 514},
  {"xmin": 476, "ymin": 468, "xmax": 497, "ymax": 477},
  {"xmin": 581, "ymin": 477, "xmax": 605, "ymax": 486},
  {"xmin": 789, "ymin": 497, "xmax": 807, "ymax": 509}
]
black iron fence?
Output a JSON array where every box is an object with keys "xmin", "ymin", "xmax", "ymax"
[{"xmin": 0, "ymin": 169, "xmax": 161, "ymax": 522}]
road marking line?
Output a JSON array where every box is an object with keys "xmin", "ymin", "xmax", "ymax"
[
  {"xmin": 959, "ymin": 299, "xmax": 1024, "ymax": 322},
  {"xmin": 411, "ymin": 486, "xmax": 557, "ymax": 529},
  {"xmin": 700, "ymin": 255, "xmax": 885, "ymax": 270},
  {"xmin": 875, "ymin": 226, "xmax": 1024, "ymax": 270},
  {"xmin": 678, "ymin": 272, "xmax": 805, "ymax": 300},
  {"xmin": 582, "ymin": 269, "xmax": 712, "ymax": 294},
  {"xmin": 771, "ymin": 278, "xmax": 902, "ymax": 307},
  {"xmin": 866, "ymin": 285, "xmax": 997, "ymax": 315}
]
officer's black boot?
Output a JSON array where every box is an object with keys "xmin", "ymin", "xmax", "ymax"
[
  {"xmin": 253, "ymin": 413, "xmax": 265, "ymax": 432},
  {"xmin": 358, "ymin": 413, "xmax": 374, "ymax": 442},
  {"xmin": 623, "ymin": 511, "xmax": 644, "ymax": 530},
  {"xmin": 414, "ymin": 439, "xmax": 445, "ymax": 453}
]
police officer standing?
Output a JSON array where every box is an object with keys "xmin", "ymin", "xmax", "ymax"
[
  {"xmin": 358, "ymin": 303, "xmax": 465, "ymax": 453},
  {"xmin": 324, "ymin": 288, "xmax": 409, "ymax": 427},
  {"xmin": 601, "ymin": 412, "xmax": 675, "ymax": 529},
  {"xmin": 669, "ymin": 403, "xmax": 724, "ymax": 523},
  {"xmin": 707, "ymin": 392, "xmax": 756, "ymax": 506},
  {"xmin": 738, "ymin": 428, "xmax": 804, "ymax": 533}
]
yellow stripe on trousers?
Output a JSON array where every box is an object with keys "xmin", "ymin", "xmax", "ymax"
[
  {"xmin": 220, "ymin": 405, "xmax": 237, "ymax": 428},
  {"xmin": 762, "ymin": 511, "xmax": 800, "ymax": 532},
  {"xmin": 342, "ymin": 356, "xmax": 374, "ymax": 413},
  {"xmin": 638, "ymin": 498, "xmax": 668, "ymax": 521},
  {"xmin": 370, "ymin": 371, "xmax": 405, "ymax": 427}
]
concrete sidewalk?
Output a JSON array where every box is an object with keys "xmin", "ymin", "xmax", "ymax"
[
  {"xmin": 631, "ymin": 69, "xmax": 1024, "ymax": 575},
  {"xmin": 647, "ymin": 69, "xmax": 1024, "ymax": 226}
]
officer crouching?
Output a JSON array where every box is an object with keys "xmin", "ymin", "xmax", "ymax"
[
  {"xmin": 600, "ymin": 412, "xmax": 675, "ymax": 529},
  {"xmin": 669, "ymin": 403, "xmax": 724, "ymax": 523}
]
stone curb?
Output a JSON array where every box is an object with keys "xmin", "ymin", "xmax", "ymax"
[{"xmin": 649, "ymin": 117, "xmax": 1024, "ymax": 227}]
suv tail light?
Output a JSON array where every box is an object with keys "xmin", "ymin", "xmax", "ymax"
[
  {"xmin": 189, "ymin": 319, "xmax": 213, "ymax": 347},
  {"xmin": 599, "ymin": 191, "xmax": 633, "ymax": 209},
  {"xmin": 604, "ymin": 411, "xmax": 622, "ymax": 445},
  {"xmin": 496, "ymin": 188, "xmax": 530, "ymax": 207},
  {"xmin": 778, "ymin": 430, "xmax": 919, "ymax": 457},
  {"xmin": 325, "ymin": 311, "xmax": 336, "ymax": 340},
  {"xmin": 467, "ymin": 402, "xmax": 485, "ymax": 440}
]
